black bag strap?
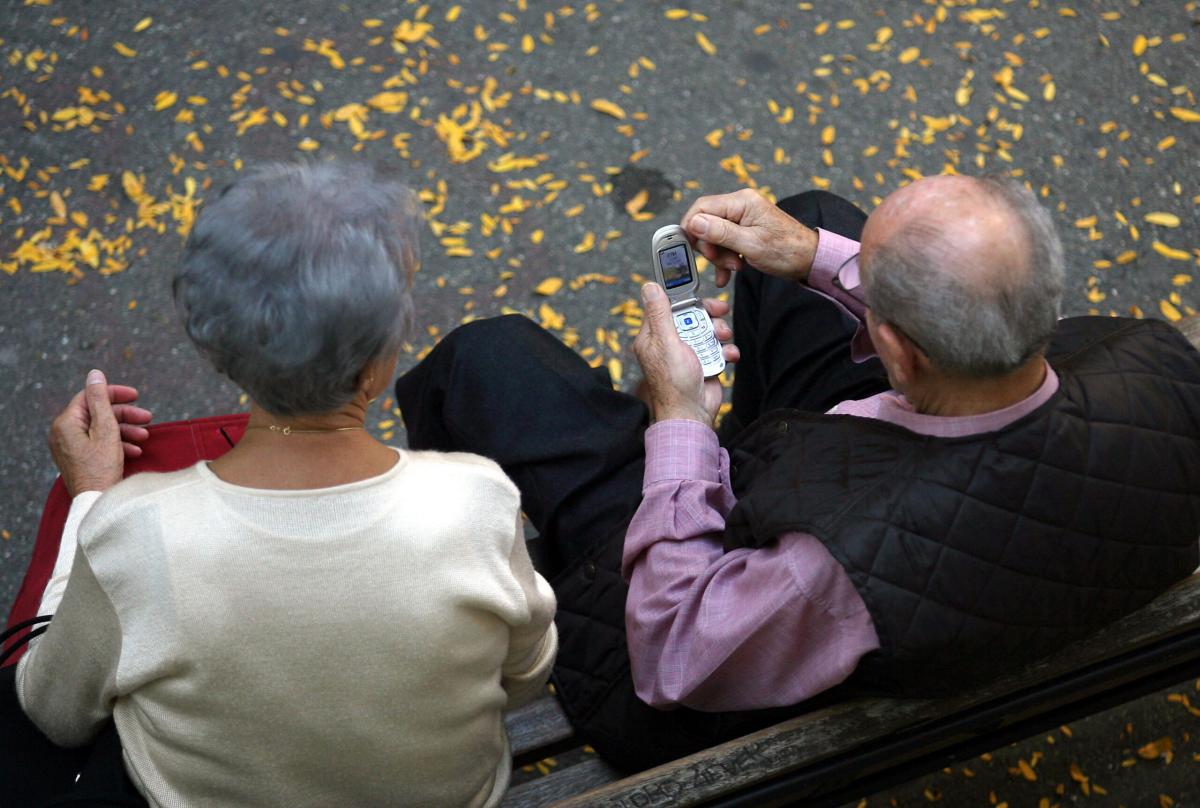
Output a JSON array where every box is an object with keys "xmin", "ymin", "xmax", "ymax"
[{"xmin": 0, "ymin": 615, "xmax": 52, "ymax": 667}]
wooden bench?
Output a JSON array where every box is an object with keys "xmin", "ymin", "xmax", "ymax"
[{"xmin": 501, "ymin": 314, "xmax": 1200, "ymax": 807}]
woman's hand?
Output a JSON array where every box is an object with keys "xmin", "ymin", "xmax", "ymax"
[
  {"xmin": 49, "ymin": 370, "xmax": 153, "ymax": 497},
  {"xmin": 681, "ymin": 188, "xmax": 819, "ymax": 288},
  {"xmin": 633, "ymin": 284, "xmax": 739, "ymax": 426}
]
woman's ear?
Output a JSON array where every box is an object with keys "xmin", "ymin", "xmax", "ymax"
[{"xmin": 356, "ymin": 352, "xmax": 401, "ymax": 401}]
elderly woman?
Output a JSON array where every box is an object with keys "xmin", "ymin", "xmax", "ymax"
[{"xmin": 9, "ymin": 162, "xmax": 557, "ymax": 806}]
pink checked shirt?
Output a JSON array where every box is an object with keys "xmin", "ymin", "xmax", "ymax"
[{"xmin": 622, "ymin": 229, "xmax": 1060, "ymax": 711}]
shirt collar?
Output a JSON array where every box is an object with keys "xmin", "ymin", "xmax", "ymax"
[{"xmin": 876, "ymin": 361, "xmax": 1060, "ymax": 438}]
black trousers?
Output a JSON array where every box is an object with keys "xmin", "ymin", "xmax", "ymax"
[
  {"xmin": 0, "ymin": 665, "xmax": 147, "ymax": 807},
  {"xmin": 397, "ymin": 191, "xmax": 888, "ymax": 770}
]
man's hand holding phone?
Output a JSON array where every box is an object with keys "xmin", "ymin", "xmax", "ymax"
[
  {"xmin": 681, "ymin": 188, "xmax": 820, "ymax": 288},
  {"xmin": 634, "ymin": 283, "xmax": 739, "ymax": 426}
]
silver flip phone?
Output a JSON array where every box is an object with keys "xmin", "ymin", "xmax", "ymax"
[{"xmin": 650, "ymin": 225, "xmax": 726, "ymax": 378}]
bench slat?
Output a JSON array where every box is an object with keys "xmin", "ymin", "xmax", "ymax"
[
  {"xmin": 503, "ymin": 757, "xmax": 623, "ymax": 807},
  {"xmin": 552, "ymin": 574, "xmax": 1200, "ymax": 807},
  {"xmin": 506, "ymin": 696, "xmax": 575, "ymax": 762}
]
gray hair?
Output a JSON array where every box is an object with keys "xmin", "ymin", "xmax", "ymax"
[
  {"xmin": 174, "ymin": 162, "xmax": 421, "ymax": 416},
  {"xmin": 861, "ymin": 175, "xmax": 1064, "ymax": 377}
]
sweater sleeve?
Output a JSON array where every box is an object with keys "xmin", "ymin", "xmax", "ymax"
[
  {"xmin": 16, "ymin": 544, "xmax": 122, "ymax": 748},
  {"xmin": 37, "ymin": 490, "xmax": 103, "ymax": 617},
  {"xmin": 500, "ymin": 513, "xmax": 558, "ymax": 710}
]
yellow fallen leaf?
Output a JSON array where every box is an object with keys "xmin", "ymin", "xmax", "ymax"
[
  {"xmin": 705, "ymin": 128, "xmax": 724, "ymax": 148},
  {"xmin": 821, "ymin": 125, "xmax": 836, "ymax": 145},
  {"xmin": 1137, "ymin": 735, "xmax": 1174, "ymax": 759},
  {"xmin": 366, "ymin": 91, "xmax": 408, "ymax": 113},
  {"xmin": 535, "ymin": 277, "xmax": 564, "ymax": 295},
  {"xmin": 960, "ymin": 9, "xmax": 1007, "ymax": 24},
  {"xmin": 49, "ymin": 191, "xmax": 66, "ymax": 219},
  {"xmin": 121, "ymin": 170, "xmax": 144, "ymax": 200},
  {"xmin": 607, "ymin": 357, "xmax": 622, "ymax": 384},
  {"xmin": 695, "ymin": 31, "xmax": 717, "ymax": 56},
  {"xmin": 133, "ymin": 17, "xmax": 152, "ymax": 32},
  {"xmin": 625, "ymin": 189, "xmax": 649, "ymax": 217},
  {"xmin": 538, "ymin": 302, "xmax": 565, "ymax": 330},
  {"xmin": 1074, "ymin": 216, "xmax": 1098, "ymax": 229},
  {"xmin": 1170, "ymin": 107, "xmax": 1200, "ymax": 123},
  {"xmin": 664, "ymin": 8, "xmax": 690, "ymax": 20},
  {"xmin": 153, "ymin": 90, "xmax": 177, "ymax": 111},
  {"xmin": 1132, "ymin": 34, "xmax": 1148, "ymax": 57},
  {"xmin": 393, "ymin": 19, "xmax": 434, "ymax": 44},
  {"xmin": 590, "ymin": 98, "xmax": 626, "ymax": 120},
  {"xmin": 297, "ymin": 138, "xmax": 320, "ymax": 151},
  {"xmin": 1145, "ymin": 212, "xmax": 1180, "ymax": 228},
  {"xmin": 1116, "ymin": 250, "xmax": 1137, "ymax": 265},
  {"xmin": 1043, "ymin": 81, "xmax": 1056, "ymax": 101},
  {"xmin": 574, "ymin": 232, "xmax": 596, "ymax": 253},
  {"xmin": 1152, "ymin": 241, "xmax": 1191, "ymax": 261},
  {"xmin": 1172, "ymin": 274, "xmax": 1192, "ymax": 286},
  {"xmin": 898, "ymin": 47, "xmax": 920, "ymax": 64},
  {"xmin": 1017, "ymin": 759, "xmax": 1037, "ymax": 781},
  {"xmin": 113, "ymin": 42, "xmax": 137, "ymax": 58}
]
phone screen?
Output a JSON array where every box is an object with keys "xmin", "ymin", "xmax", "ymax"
[{"xmin": 658, "ymin": 245, "xmax": 693, "ymax": 290}]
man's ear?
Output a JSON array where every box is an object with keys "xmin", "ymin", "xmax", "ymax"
[{"xmin": 873, "ymin": 320, "xmax": 922, "ymax": 390}]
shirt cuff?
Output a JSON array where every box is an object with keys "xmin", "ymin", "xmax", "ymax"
[
  {"xmin": 643, "ymin": 420, "xmax": 722, "ymax": 488},
  {"xmin": 37, "ymin": 490, "xmax": 103, "ymax": 616},
  {"xmin": 809, "ymin": 229, "xmax": 862, "ymax": 292}
]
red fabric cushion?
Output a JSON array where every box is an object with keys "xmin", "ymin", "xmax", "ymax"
[{"xmin": 3, "ymin": 414, "xmax": 248, "ymax": 666}]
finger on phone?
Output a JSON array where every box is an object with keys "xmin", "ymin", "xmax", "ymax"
[
  {"xmin": 702, "ymin": 298, "xmax": 731, "ymax": 317},
  {"xmin": 709, "ymin": 318, "xmax": 733, "ymax": 342},
  {"xmin": 681, "ymin": 192, "xmax": 750, "ymax": 234}
]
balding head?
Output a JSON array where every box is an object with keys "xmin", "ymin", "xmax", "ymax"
[{"xmin": 859, "ymin": 175, "xmax": 1064, "ymax": 377}]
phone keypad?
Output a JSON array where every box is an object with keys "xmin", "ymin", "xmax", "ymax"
[{"xmin": 673, "ymin": 308, "xmax": 725, "ymax": 377}]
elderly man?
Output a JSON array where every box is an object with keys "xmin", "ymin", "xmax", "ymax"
[{"xmin": 395, "ymin": 177, "xmax": 1200, "ymax": 771}]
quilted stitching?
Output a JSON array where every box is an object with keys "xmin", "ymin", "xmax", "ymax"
[{"xmin": 724, "ymin": 317, "xmax": 1200, "ymax": 691}]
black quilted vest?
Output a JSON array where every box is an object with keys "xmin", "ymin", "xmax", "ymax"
[{"xmin": 723, "ymin": 317, "xmax": 1200, "ymax": 694}]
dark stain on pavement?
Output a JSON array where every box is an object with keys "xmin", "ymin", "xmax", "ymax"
[{"xmin": 610, "ymin": 166, "xmax": 675, "ymax": 216}]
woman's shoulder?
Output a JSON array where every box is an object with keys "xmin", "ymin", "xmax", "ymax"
[
  {"xmin": 398, "ymin": 450, "xmax": 520, "ymax": 504},
  {"xmin": 80, "ymin": 466, "xmax": 205, "ymax": 541}
]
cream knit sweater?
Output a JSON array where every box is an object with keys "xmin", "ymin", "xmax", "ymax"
[{"xmin": 17, "ymin": 448, "xmax": 558, "ymax": 808}]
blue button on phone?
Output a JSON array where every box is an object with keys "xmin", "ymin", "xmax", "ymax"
[{"xmin": 684, "ymin": 317, "xmax": 694, "ymax": 326}]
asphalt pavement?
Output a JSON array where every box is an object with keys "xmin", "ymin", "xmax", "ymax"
[{"xmin": 2, "ymin": 1, "xmax": 1198, "ymax": 804}]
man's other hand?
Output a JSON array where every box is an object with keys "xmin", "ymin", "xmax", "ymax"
[
  {"xmin": 49, "ymin": 370, "xmax": 154, "ymax": 497},
  {"xmin": 633, "ymin": 284, "xmax": 739, "ymax": 426},
  {"xmin": 681, "ymin": 188, "xmax": 819, "ymax": 288}
]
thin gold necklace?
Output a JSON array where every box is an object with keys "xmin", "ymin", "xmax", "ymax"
[{"xmin": 245, "ymin": 424, "xmax": 365, "ymax": 436}]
